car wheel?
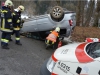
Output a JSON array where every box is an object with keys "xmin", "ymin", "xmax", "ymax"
[{"xmin": 50, "ymin": 6, "xmax": 64, "ymax": 22}]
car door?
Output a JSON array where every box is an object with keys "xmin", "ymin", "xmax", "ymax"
[
  {"xmin": 36, "ymin": 15, "xmax": 54, "ymax": 31},
  {"xmin": 68, "ymin": 60, "xmax": 100, "ymax": 75},
  {"xmin": 21, "ymin": 18, "xmax": 38, "ymax": 32}
]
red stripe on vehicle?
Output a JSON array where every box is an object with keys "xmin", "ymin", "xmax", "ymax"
[
  {"xmin": 75, "ymin": 43, "xmax": 93, "ymax": 63},
  {"xmin": 51, "ymin": 72, "xmax": 57, "ymax": 75},
  {"xmin": 52, "ymin": 53, "xmax": 58, "ymax": 62}
]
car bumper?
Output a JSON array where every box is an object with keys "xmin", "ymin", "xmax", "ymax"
[{"xmin": 40, "ymin": 59, "xmax": 51, "ymax": 75}]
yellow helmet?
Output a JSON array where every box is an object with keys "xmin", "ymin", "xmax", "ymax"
[
  {"xmin": 55, "ymin": 27, "xmax": 60, "ymax": 32},
  {"xmin": 18, "ymin": 5, "xmax": 25, "ymax": 12},
  {"xmin": 5, "ymin": 0, "xmax": 13, "ymax": 6}
]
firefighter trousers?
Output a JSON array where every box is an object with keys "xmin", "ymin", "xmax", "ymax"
[
  {"xmin": 45, "ymin": 37, "xmax": 59, "ymax": 49},
  {"xmin": 1, "ymin": 32, "xmax": 12, "ymax": 46},
  {"xmin": 13, "ymin": 30, "xmax": 20, "ymax": 43}
]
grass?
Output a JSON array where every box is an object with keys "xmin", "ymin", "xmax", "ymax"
[{"xmin": 71, "ymin": 26, "xmax": 100, "ymax": 42}]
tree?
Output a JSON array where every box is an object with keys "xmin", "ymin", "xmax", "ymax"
[
  {"xmin": 80, "ymin": 0, "xmax": 87, "ymax": 26},
  {"xmin": 35, "ymin": 0, "xmax": 51, "ymax": 15},
  {"xmin": 84, "ymin": 0, "xmax": 95, "ymax": 27},
  {"xmin": 93, "ymin": 0, "xmax": 100, "ymax": 27},
  {"xmin": 76, "ymin": 0, "xmax": 81, "ymax": 26}
]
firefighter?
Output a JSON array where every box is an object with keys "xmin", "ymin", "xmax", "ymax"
[
  {"xmin": 45, "ymin": 27, "xmax": 60, "ymax": 49},
  {"xmin": 0, "ymin": 0, "xmax": 14, "ymax": 49},
  {"xmin": 1, "ymin": 2, "xmax": 5, "ymax": 9},
  {"xmin": 0, "ymin": 2, "xmax": 5, "ymax": 19},
  {"xmin": 12, "ymin": 5, "xmax": 25, "ymax": 45}
]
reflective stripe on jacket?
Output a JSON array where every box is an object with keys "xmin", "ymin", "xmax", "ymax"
[
  {"xmin": 46, "ymin": 31, "xmax": 58, "ymax": 42},
  {"xmin": 14, "ymin": 27, "xmax": 20, "ymax": 30}
]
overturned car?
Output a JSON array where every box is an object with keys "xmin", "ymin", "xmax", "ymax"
[{"xmin": 20, "ymin": 6, "xmax": 76, "ymax": 40}]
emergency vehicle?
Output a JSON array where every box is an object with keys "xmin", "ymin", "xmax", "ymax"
[{"xmin": 40, "ymin": 42, "xmax": 100, "ymax": 75}]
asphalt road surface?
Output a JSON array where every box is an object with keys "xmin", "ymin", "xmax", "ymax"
[{"xmin": 0, "ymin": 32, "xmax": 55, "ymax": 75}]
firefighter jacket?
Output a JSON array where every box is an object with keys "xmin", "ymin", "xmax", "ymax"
[
  {"xmin": 13, "ymin": 9, "xmax": 22, "ymax": 31},
  {"xmin": 46, "ymin": 30, "xmax": 59, "ymax": 42},
  {"xmin": 0, "ymin": 6, "xmax": 13, "ymax": 32}
]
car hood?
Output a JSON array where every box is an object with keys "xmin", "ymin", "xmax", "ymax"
[{"xmin": 52, "ymin": 42, "xmax": 94, "ymax": 63}]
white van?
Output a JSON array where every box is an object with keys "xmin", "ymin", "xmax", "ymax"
[{"xmin": 40, "ymin": 42, "xmax": 100, "ymax": 75}]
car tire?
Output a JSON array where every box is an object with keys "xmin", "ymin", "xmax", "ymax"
[{"xmin": 50, "ymin": 6, "xmax": 64, "ymax": 22}]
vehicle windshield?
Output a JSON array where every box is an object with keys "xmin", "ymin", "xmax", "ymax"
[{"xmin": 86, "ymin": 42, "xmax": 100, "ymax": 58}]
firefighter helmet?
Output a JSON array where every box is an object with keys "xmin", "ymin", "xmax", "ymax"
[
  {"xmin": 18, "ymin": 5, "xmax": 25, "ymax": 12},
  {"xmin": 55, "ymin": 27, "xmax": 60, "ymax": 32},
  {"xmin": 5, "ymin": 0, "xmax": 13, "ymax": 6}
]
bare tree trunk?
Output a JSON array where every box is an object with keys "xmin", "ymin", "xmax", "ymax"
[
  {"xmin": 93, "ymin": 12, "xmax": 99, "ymax": 27},
  {"xmin": 93, "ymin": 0, "xmax": 100, "ymax": 27},
  {"xmin": 80, "ymin": 1, "xmax": 87, "ymax": 26},
  {"xmin": 84, "ymin": 0, "xmax": 95, "ymax": 27},
  {"xmin": 56, "ymin": 0, "xmax": 62, "ymax": 6},
  {"xmin": 76, "ymin": 0, "xmax": 81, "ymax": 26}
]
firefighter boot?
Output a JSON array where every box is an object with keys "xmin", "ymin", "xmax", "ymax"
[
  {"xmin": 2, "ymin": 44, "xmax": 9, "ymax": 49},
  {"xmin": 16, "ymin": 40, "xmax": 22, "ymax": 45},
  {"xmin": 1, "ymin": 42, "xmax": 4, "ymax": 47}
]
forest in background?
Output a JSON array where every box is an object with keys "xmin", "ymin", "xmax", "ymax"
[{"xmin": 1, "ymin": 0, "xmax": 100, "ymax": 27}]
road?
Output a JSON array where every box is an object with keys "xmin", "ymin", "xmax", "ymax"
[{"xmin": 0, "ymin": 32, "xmax": 54, "ymax": 75}]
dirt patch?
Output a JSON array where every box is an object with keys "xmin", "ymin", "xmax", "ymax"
[{"xmin": 71, "ymin": 26, "xmax": 100, "ymax": 42}]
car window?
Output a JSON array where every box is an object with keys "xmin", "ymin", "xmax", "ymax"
[{"xmin": 86, "ymin": 42, "xmax": 100, "ymax": 58}]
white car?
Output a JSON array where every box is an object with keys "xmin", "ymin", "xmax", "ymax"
[{"xmin": 40, "ymin": 42, "xmax": 100, "ymax": 75}]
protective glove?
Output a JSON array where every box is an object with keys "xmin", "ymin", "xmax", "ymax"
[
  {"xmin": 20, "ymin": 23, "xmax": 23, "ymax": 28},
  {"xmin": 21, "ymin": 19, "xmax": 25, "ymax": 23},
  {"xmin": 17, "ymin": 19, "xmax": 20, "ymax": 23},
  {"xmin": 20, "ymin": 19, "xmax": 25, "ymax": 28}
]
